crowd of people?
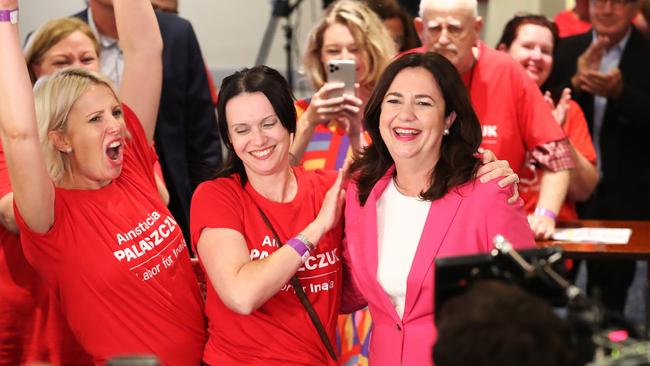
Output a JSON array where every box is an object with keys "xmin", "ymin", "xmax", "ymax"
[{"xmin": 1, "ymin": 0, "xmax": 648, "ymax": 365}]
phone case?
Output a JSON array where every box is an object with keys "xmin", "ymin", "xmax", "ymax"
[{"xmin": 326, "ymin": 60, "xmax": 356, "ymax": 98}]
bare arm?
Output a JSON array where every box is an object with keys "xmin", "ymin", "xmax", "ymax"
[
  {"xmin": 198, "ymin": 170, "xmax": 346, "ymax": 314},
  {"xmin": 567, "ymin": 145, "xmax": 599, "ymax": 202},
  {"xmin": 154, "ymin": 173, "xmax": 170, "ymax": 205},
  {"xmin": 0, "ymin": 193, "xmax": 18, "ymax": 234},
  {"xmin": 0, "ymin": 2, "xmax": 55, "ymax": 234},
  {"xmin": 529, "ymin": 169, "xmax": 570, "ymax": 239},
  {"xmin": 115, "ymin": 0, "xmax": 163, "ymax": 142},
  {"xmin": 290, "ymin": 83, "xmax": 362, "ymax": 165}
]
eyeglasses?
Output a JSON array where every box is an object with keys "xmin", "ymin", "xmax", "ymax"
[
  {"xmin": 590, "ymin": 0, "xmax": 638, "ymax": 9},
  {"xmin": 425, "ymin": 19, "xmax": 466, "ymax": 40}
]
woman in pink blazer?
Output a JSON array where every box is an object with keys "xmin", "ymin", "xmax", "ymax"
[{"xmin": 343, "ymin": 52, "xmax": 536, "ymax": 365}]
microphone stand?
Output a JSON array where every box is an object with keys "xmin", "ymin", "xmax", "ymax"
[{"xmin": 255, "ymin": 0, "xmax": 305, "ymax": 91}]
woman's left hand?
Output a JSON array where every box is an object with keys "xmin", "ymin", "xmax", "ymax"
[
  {"xmin": 544, "ymin": 88, "xmax": 571, "ymax": 127},
  {"xmin": 527, "ymin": 214, "xmax": 556, "ymax": 240},
  {"xmin": 313, "ymin": 167, "xmax": 348, "ymax": 236},
  {"xmin": 477, "ymin": 148, "xmax": 519, "ymax": 204}
]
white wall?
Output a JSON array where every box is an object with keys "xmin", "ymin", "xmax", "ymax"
[
  {"xmin": 18, "ymin": 1, "xmax": 324, "ymax": 94},
  {"xmin": 17, "ymin": 0, "xmax": 569, "ymax": 93}
]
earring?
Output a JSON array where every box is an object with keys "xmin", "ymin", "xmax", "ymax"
[
  {"xmin": 443, "ymin": 128, "xmax": 450, "ymax": 136},
  {"xmin": 64, "ymin": 147, "xmax": 72, "ymax": 154}
]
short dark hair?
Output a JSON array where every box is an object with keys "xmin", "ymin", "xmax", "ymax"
[
  {"xmin": 350, "ymin": 52, "xmax": 481, "ymax": 206},
  {"xmin": 434, "ymin": 280, "xmax": 573, "ymax": 366},
  {"xmin": 497, "ymin": 14, "xmax": 559, "ymax": 51},
  {"xmin": 215, "ymin": 65, "xmax": 296, "ymax": 185}
]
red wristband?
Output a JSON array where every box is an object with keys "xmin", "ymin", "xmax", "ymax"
[{"xmin": 534, "ymin": 207, "xmax": 557, "ymax": 221}]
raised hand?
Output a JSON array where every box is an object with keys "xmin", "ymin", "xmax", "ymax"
[
  {"xmin": 312, "ymin": 168, "xmax": 347, "ymax": 239},
  {"xmin": 544, "ymin": 88, "xmax": 572, "ymax": 127},
  {"xmin": 579, "ymin": 68, "xmax": 623, "ymax": 99},
  {"xmin": 572, "ymin": 35, "xmax": 610, "ymax": 92},
  {"xmin": 302, "ymin": 82, "xmax": 363, "ymax": 129}
]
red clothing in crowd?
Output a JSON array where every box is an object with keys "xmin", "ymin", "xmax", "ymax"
[
  {"xmin": 0, "ymin": 145, "xmax": 91, "ymax": 366},
  {"xmin": 14, "ymin": 104, "xmax": 206, "ymax": 365},
  {"xmin": 460, "ymin": 42, "xmax": 569, "ymax": 177},
  {"xmin": 191, "ymin": 167, "xmax": 343, "ymax": 366},
  {"xmin": 554, "ymin": 9, "xmax": 591, "ymax": 38},
  {"xmin": 520, "ymin": 100, "xmax": 597, "ymax": 220},
  {"xmin": 404, "ymin": 44, "xmax": 569, "ymax": 176}
]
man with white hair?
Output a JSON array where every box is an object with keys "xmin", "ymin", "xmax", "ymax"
[{"xmin": 408, "ymin": 0, "xmax": 574, "ymax": 239}]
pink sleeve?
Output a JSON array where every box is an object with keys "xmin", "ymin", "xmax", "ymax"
[
  {"xmin": 484, "ymin": 182, "xmax": 536, "ymax": 250},
  {"xmin": 340, "ymin": 237, "xmax": 368, "ymax": 313}
]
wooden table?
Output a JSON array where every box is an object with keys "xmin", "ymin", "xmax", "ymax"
[{"xmin": 537, "ymin": 220, "xmax": 650, "ymax": 334}]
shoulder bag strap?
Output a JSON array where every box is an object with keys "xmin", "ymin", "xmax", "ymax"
[{"xmin": 255, "ymin": 206, "xmax": 338, "ymax": 362}]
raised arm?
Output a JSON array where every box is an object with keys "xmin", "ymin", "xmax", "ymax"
[
  {"xmin": 115, "ymin": 0, "xmax": 162, "ymax": 142},
  {"xmin": 290, "ymin": 83, "xmax": 362, "ymax": 165},
  {"xmin": 0, "ymin": 2, "xmax": 55, "ymax": 234},
  {"xmin": 197, "ymin": 171, "xmax": 346, "ymax": 315}
]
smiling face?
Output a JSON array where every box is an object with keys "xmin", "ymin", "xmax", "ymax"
[
  {"xmin": 590, "ymin": 0, "xmax": 640, "ymax": 43},
  {"xmin": 320, "ymin": 22, "xmax": 367, "ymax": 86},
  {"xmin": 225, "ymin": 92, "xmax": 291, "ymax": 179},
  {"xmin": 32, "ymin": 31, "xmax": 100, "ymax": 79},
  {"xmin": 52, "ymin": 83, "xmax": 126, "ymax": 189},
  {"xmin": 506, "ymin": 24, "xmax": 554, "ymax": 86},
  {"xmin": 379, "ymin": 67, "xmax": 455, "ymax": 169}
]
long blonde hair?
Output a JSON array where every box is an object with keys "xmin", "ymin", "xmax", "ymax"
[
  {"xmin": 24, "ymin": 17, "xmax": 100, "ymax": 84},
  {"xmin": 33, "ymin": 68, "xmax": 120, "ymax": 184},
  {"xmin": 302, "ymin": 0, "xmax": 396, "ymax": 90}
]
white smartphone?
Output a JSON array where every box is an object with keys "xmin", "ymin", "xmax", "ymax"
[{"xmin": 326, "ymin": 60, "xmax": 356, "ymax": 98}]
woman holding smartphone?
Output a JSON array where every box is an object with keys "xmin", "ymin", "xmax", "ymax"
[{"xmin": 291, "ymin": 0, "xmax": 397, "ymax": 170}]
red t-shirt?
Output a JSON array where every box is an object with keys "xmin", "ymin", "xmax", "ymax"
[
  {"xmin": 520, "ymin": 100, "xmax": 597, "ymax": 219},
  {"xmin": 0, "ymin": 144, "xmax": 92, "ymax": 365},
  {"xmin": 15, "ymin": 105, "xmax": 206, "ymax": 365},
  {"xmin": 191, "ymin": 167, "xmax": 343, "ymax": 366},
  {"xmin": 554, "ymin": 9, "xmax": 591, "ymax": 38},
  {"xmin": 462, "ymin": 42, "xmax": 567, "ymax": 177}
]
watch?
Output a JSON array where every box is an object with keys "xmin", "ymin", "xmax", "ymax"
[{"xmin": 0, "ymin": 9, "xmax": 18, "ymax": 24}]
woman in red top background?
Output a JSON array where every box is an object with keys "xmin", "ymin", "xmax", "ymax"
[{"xmin": 497, "ymin": 14, "xmax": 599, "ymax": 221}]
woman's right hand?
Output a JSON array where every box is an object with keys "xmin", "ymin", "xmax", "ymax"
[
  {"xmin": 308, "ymin": 168, "xmax": 347, "ymax": 244},
  {"xmin": 302, "ymin": 82, "xmax": 362, "ymax": 129}
]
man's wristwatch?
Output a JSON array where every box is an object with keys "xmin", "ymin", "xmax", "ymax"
[{"xmin": 0, "ymin": 9, "xmax": 18, "ymax": 24}]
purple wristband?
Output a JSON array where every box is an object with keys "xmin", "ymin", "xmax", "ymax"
[
  {"xmin": 0, "ymin": 9, "xmax": 18, "ymax": 24},
  {"xmin": 534, "ymin": 207, "xmax": 557, "ymax": 221},
  {"xmin": 287, "ymin": 237, "xmax": 310, "ymax": 263}
]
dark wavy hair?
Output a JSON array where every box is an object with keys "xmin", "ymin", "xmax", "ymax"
[
  {"xmin": 350, "ymin": 52, "xmax": 482, "ymax": 206},
  {"xmin": 497, "ymin": 14, "xmax": 559, "ymax": 52},
  {"xmin": 215, "ymin": 65, "xmax": 296, "ymax": 186},
  {"xmin": 497, "ymin": 14, "xmax": 560, "ymax": 100}
]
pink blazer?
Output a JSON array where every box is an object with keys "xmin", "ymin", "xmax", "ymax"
[{"xmin": 343, "ymin": 167, "xmax": 535, "ymax": 366}]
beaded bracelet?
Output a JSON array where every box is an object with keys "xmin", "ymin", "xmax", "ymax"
[{"xmin": 534, "ymin": 207, "xmax": 557, "ymax": 221}]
